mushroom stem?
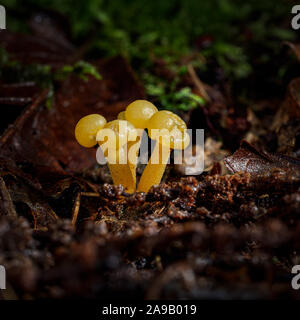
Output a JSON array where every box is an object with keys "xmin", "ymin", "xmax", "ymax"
[
  {"xmin": 137, "ymin": 141, "xmax": 171, "ymax": 193},
  {"xmin": 108, "ymin": 163, "xmax": 136, "ymax": 193},
  {"xmin": 102, "ymin": 145, "xmax": 136, "ymax": 193},
  {"xmin": 127, "ymin": 132, "xmax": 143, "ymax": 190}
]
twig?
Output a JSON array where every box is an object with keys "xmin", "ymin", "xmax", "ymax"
[
  {"xmin": 0, "ymin": 90, "xmax": 48, "ymax": 148},
  {"xmin": 187, "ymin": 64, "xmax": 211, "ymax": 103},
  {"xmin": 71, "ymin": 192, "xmax": 101, "ymax": 226},
  {"xmin": 0, "ymin": 177, "xmax": 17, "ymax": 217},
  {"xmin": 81, "ymin": 192, "xmax": 100, "ymax": 197},
  {"xmin": 71, "ymin": 192, "xmax": 81, "ymax": 226},
  {"xmin": 155, "ymin": 255, "xmax": 163, "ymax": 272}
]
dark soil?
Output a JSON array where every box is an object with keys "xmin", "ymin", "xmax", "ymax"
[{"xmin": 0, "ymin": 7, "xmax": 300, "ymax": 300}]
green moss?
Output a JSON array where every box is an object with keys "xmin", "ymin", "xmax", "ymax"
[
  {"xmin": 0, "ymin": 48, "xmax": 101, "ymax": 108},
  {"xmin": 1, "ymin": 0, "xmax": 298, "ymax": 110}
]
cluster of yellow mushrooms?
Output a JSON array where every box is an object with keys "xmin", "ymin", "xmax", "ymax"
[{"xmin": 75, "ymin": 100, "xmax": 190, "ymax": 193}]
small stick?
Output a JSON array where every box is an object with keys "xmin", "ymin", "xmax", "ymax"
[
  {"xmin": 0, "ymin": 177, "xmax": 17, "ymax": 217},
  {"xmin": 80, "ymin": 192, "xmax": 100, "ymax": 197},
  {"xmin": 155, "ymin": 255, "xmax": 163, "ymax": 272},
  {"xmin": 187, "ymin": 64, "xmax": 211, "ymax": 103},
  {"xmin": 0, "ymin": 90, "xmax": 48, "ymax": 148},
  {"xmin": 71, "ymin": 192, "xmax": 81, "ymax": 226},
  {"xmin": 71, "ymin": 192, "xmax": 101, "ymax": 226}
]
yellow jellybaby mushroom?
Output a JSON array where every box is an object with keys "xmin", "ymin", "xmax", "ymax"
[
  {"xmin": 75, "ymin": 104, "xmax": 189, "ymax": 194},
  {"xmin": 75, "ymin": 114, "xmax": 107, "ymax": 148},
  {"xmin": 75, "ymin": 115, "xmax": 137, "ymax": 193},
  {"xmin": 96, "ymin": 119, "xmax": 137, "ymax": 193},
  {"xmin": 137, "ymin": 110, "xmax": 190, "ymax": 193},
  {"xmin": 125, "ymin": 100, "xmax": 158, "ymax": 129},
  {"xmin": 117, "ymin": 100, "xmax": 158, "ymax": 189},
  {"xmin": 117, "ymin": 111, "xmax": 126, "ymax": 120}
]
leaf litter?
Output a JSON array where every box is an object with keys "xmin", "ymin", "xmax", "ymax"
[{"xmin": 0, "ymin": 13, "xmax": 300, "ymax": 300}]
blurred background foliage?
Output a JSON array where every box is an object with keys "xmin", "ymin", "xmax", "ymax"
[{"xmin": 1, "ymin": 0, "xmax": 299, "ymax": 110}]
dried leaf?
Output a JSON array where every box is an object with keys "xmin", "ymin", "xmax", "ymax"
[
  {"xmin": 0, "ymin": 56, "xmax": 145, "ymax": 175},
  {"xmin": 224, "ymin": 140, "xmax": 300, "ymax": 176},
  {"xmin": 0, "ymin": 11, "xmax": 74, "ymax": 68}
]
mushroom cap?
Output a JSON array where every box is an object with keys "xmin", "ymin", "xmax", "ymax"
[
  {"xmin": 96, "ymin": 119, "xmax": 137, "ymax": 150},
  {"xmin": 75, "ymin": 114, "xmax": 106, "ymax": 148},
  {"xmin": 125, "ymin": 100, "xmax": 158, "ymax": 129},
  {"xmin": 117, "ymin": 111, "xmax": 126, "ymax": 120},
  {"xmin": 147, "ymin": 110, "xmax": 190, "ymax": 149}
]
